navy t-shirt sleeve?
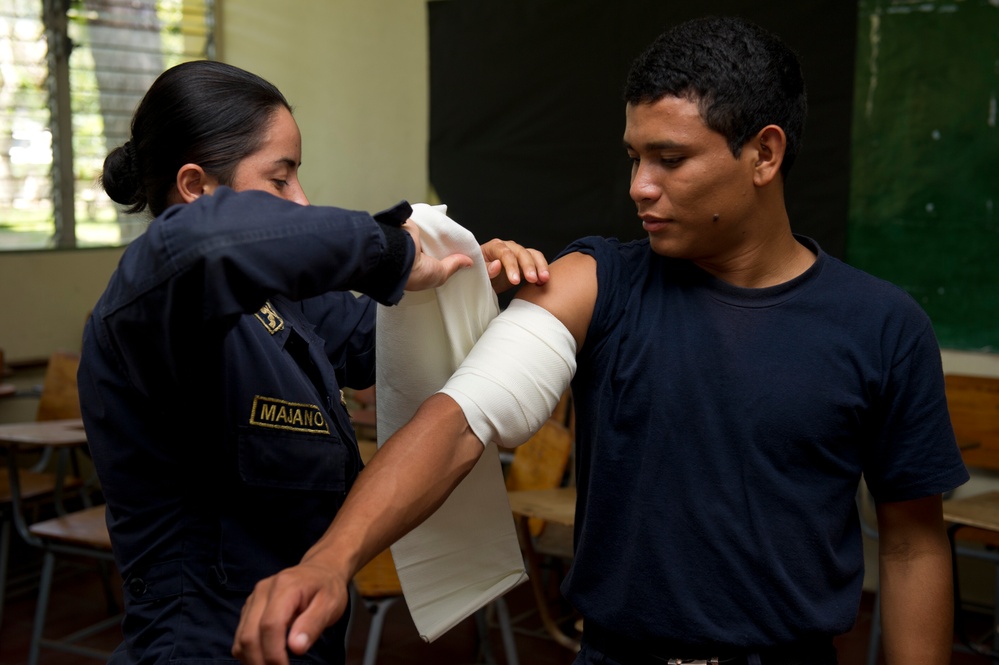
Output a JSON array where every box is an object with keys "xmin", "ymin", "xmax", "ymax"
[{"xmin": 861, "ymin": 314, "xmax": 970, "ymax": 502}]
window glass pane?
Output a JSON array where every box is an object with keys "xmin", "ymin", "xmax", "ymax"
[
  {"xmin": 0, "ymin": 0, "xmax": 53, "ymax": 249},
  {"xmin": 0, "ymin": 0, "xmax": 214, "ymax": 250}
]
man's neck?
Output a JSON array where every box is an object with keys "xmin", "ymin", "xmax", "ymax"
[{"xmin": 694, "ymin": 230, "xmax": 817, "ymax": 289}]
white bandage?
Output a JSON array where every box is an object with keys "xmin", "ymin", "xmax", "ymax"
[{"xmin": 438, "ymin": 298, "xmax": 577, "ymax": 448}]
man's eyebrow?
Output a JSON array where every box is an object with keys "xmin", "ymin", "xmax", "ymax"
[
  {"xmin": 272, "ymin": 157, "xmax": 300, "ymax": 169},
  {"xmin": 623, "ymin": 139, "xmax": 685, "ymax": 151}
]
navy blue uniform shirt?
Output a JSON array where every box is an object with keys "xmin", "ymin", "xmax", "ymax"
[{"xmin": 79, "ymin": 188, "xmax": 413, "ymax": 664}]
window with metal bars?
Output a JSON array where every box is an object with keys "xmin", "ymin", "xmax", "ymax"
[{"xmin": 0, "ymin": 0, "xmax": 215, "ymax": 250}]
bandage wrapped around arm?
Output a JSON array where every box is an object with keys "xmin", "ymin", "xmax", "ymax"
[{"xmin": 438, "ymin": 298, "xmax": 577, "ymax": 448}]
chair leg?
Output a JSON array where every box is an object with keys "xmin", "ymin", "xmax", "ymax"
[
  {"xmin": 475, "ymin": 608, "xmax": 498, "ymax": 665},
  {"xmin": 473, "ymin": 599, "xmax": 520, "ymax": 665},
  {"xmin": 361, "ymin": 597, "xmax": 399, "ymax": 665},
  {"xmin": 28, "ymin": 549, "xmax": 55, "ymax": 665},
  {"xmin": 993, "ymin": 559, "xmax": 999, "ymax": 656},
  {"xmin": 345, "ymin": 582, "xmax": 361, "ymax": 652},
  {"xmin": 0, "ymin": 518, "xmax": 9, "ymax": 629},
  {"xmin": 494, "ymin": 597, "xmax": 520, "ymax": 665},
  {"xmin": 865, "ymin": 588, "xmax": 881, "ymax": 665}
]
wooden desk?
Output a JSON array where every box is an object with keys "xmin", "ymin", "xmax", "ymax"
[
  {"xmin": 507, "ymin": 487, "xmax": 580, "ymax": 652},
  {"xmin": 507, "ymin": 487, "xmax": 576, "ymax": 527},
  {"xmin": 0, "ymin": 419, "xmax": 88, "ymax": 447},
  {"xmin": 943, "ymin": 491, "xmax": 999, "ymax": 532},
  {"xmin": 0, "ymin": 419, "xmax": 89, "ymax": 545},
  {"xmin": 0, "ymin": 419, "xmax": 117, "ymax": 665},
  {"xmin": 943, "ymin": 491, "xmax": 999, "ymax": 657}
]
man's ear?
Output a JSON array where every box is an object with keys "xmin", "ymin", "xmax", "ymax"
[
  {"xmin": 752, "ymin": 125, "xmax": 787, "ymax": 187},
  {"xmin": 175, "ymin": 163, "xmax": 219, "ymax": 203}
]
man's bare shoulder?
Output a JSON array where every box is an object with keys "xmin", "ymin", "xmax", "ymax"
[{"xmin": 515, "ymin": 251, "xmax": 596, "ymax": 348}]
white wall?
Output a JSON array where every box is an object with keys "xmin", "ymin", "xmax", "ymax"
[
  {"xmin": 0, "ymin": 0, "xmax": 996, "ymax": 604},
  {"xmin": 0, "ymin": 0, "xmax": 431, "ymax": 365},
  {"xmin": 219, "ymin": 0, "xmax": 431, "ymax": 212}
]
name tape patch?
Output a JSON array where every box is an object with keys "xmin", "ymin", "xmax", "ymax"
[{"xmin": 250, "ymin": 396, "xmax": 329, "ymax": 434}]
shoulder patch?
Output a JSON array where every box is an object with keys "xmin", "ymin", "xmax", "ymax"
[
  {"xmin": 250, "ymin": 396, "xmax": 330, "ymax": 434},
  {"xmin": 255, "ymin": 301, "xmax": 284, "ymax": 335}
]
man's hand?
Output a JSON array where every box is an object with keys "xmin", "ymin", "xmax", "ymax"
[
  {"xmin": 480, "ymin": 238, "xmax": 550, "ymax": 294},
  {"xmin": 232, "ymin": 559, "xmax": 349, "ymax": 665},
  {"xmin": 402, "ymin": 220, "xmax": 473, "ymax": 291}
]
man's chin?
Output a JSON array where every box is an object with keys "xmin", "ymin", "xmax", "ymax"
[{"xmin": 647, "ymin": 234, "xmax": 687, "ymax": 258}]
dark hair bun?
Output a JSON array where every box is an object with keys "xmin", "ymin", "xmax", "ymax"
[{"xmin": 100, "ymin": 142, "xmax": 147, "ymax": 213}]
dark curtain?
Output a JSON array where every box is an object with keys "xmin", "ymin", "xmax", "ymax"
[{"xmin": 429, "ymin": 0, "xmax": 858, "ymax": 264}]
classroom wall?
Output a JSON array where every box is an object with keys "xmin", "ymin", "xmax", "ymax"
[
  {"xmin": 1, "ymin": 0, "xmax": 993, "ymax": 372},
  {"xmin": 0, "ymin": 2, "xmax": 994, "ymax": 384},
  {"xmin": 218, "ymin": 0, "xmax": 431, "ymax": 212},
  {"xmin": 0, "ymin": 0, "xmax": 996, "ymax": 603},
  {"xmin": 0, "ymin": 0, "xmax": 430, "ymax": 365}
]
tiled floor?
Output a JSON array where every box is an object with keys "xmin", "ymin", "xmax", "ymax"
[{"xmin": 0, "ymin": 539, "xmax": 994, "ymax": 665}]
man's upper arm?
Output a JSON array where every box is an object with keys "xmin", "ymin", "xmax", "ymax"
[
  {"xmin": 876, "ymin": 494, "xmax": 948, "ymax": 557},
  {"xmin": 514, "ymin": 250, "xmax": 597, "ymax": 350}
]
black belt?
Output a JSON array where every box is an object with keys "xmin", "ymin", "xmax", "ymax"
[{"xmin": 582, "ymin": 624, "xmax": 837, "ymax": 665}]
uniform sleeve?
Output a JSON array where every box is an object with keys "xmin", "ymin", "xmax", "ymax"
[
  {"xmin": 90, "ymin": 188, "xmax": 412, "ymax": 394},
  {"xmin": 100, "ymin": 187, "xmax": 413, "ymax": 323}
]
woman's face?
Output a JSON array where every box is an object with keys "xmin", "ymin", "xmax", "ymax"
[{"xmin": 230, "ymin": 106, "xmax": 309, "ymax": 205}]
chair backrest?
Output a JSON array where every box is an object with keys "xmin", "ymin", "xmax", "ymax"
[
  {"xmin": 505, "ymin": 419, "xmax": 573, "ymax": 493},
  {"xmin": 352, "ymin": 548, "xmax": 402, "ymax": 598},
  {"xmin": 945, "ymin": 374, "xmax": 999, "ymax": 472},
  {"xmin": 550, "ymin": 390, "xmax": 574, "ymax": 431},
  {"xmin": 505, "ymin": 417, "xmax": 574, "ymax": 537},
  {"xmin": 35, "ymin": 351, "xmax": 81, "ymax": 422}
]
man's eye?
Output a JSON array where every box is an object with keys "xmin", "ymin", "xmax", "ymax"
[{"xmin": 273, "ymin": 179, "xmax": 288, "ymax": 188}]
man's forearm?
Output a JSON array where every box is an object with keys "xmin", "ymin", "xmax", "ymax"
[
  {"xmin": 878, "ymin": 528, "xmax": 954, "ymax": 664},
  {"xmin": 300, "ymin": 393, "xmax": 484, "ymax": 580}
]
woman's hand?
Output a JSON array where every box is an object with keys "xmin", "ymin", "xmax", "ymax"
[
  {"xmin": 480, "ymin": 238, "xmax": 550, "ymax": 294},
  {"xmin": 402, "ymin": 220, "xmax": 473, "ymax": 291}
]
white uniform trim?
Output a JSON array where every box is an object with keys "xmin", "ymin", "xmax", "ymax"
[{"xmin": 439, "ymin": 298, "xmax": 577, "ymax": 448}]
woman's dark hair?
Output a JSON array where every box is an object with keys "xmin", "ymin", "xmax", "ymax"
[
  {"xmin": 101, "ymin": 60, "xmax": 291, "ymax": 217},
  {"xmin": 624, "ymin": 16, "xmax": 807, "ymax": 177}
]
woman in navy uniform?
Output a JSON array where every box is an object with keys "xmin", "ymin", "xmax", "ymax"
[{"xmin": 78, "ymin": 60, "xmax": 546, "ymax": 665}]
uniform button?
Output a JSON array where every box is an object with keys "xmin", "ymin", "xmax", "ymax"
[{"xmin": 128, "ymin": 578, "xmax": 147, "ymax": 596}]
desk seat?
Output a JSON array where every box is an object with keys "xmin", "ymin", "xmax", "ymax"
[
  {"xmin": 27, "ymin": 503, "xmax": 117, "ymax": 665},
  {"xmin": 28, "ymin": 504, "xmax": 111, "ymax": 550},
  {"xmin": 2, "ymin": 469, "xmax": 82, "ymax": 504}
]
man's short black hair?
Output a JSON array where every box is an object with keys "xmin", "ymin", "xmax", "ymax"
[{"xmin": 625, "ymin": 15, "xmax": 807, "ymax": 177}]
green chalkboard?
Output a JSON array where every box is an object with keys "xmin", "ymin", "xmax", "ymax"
[{"xmin": 847, "ymin": 0, "xmax": 999, "ymax": 352}]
